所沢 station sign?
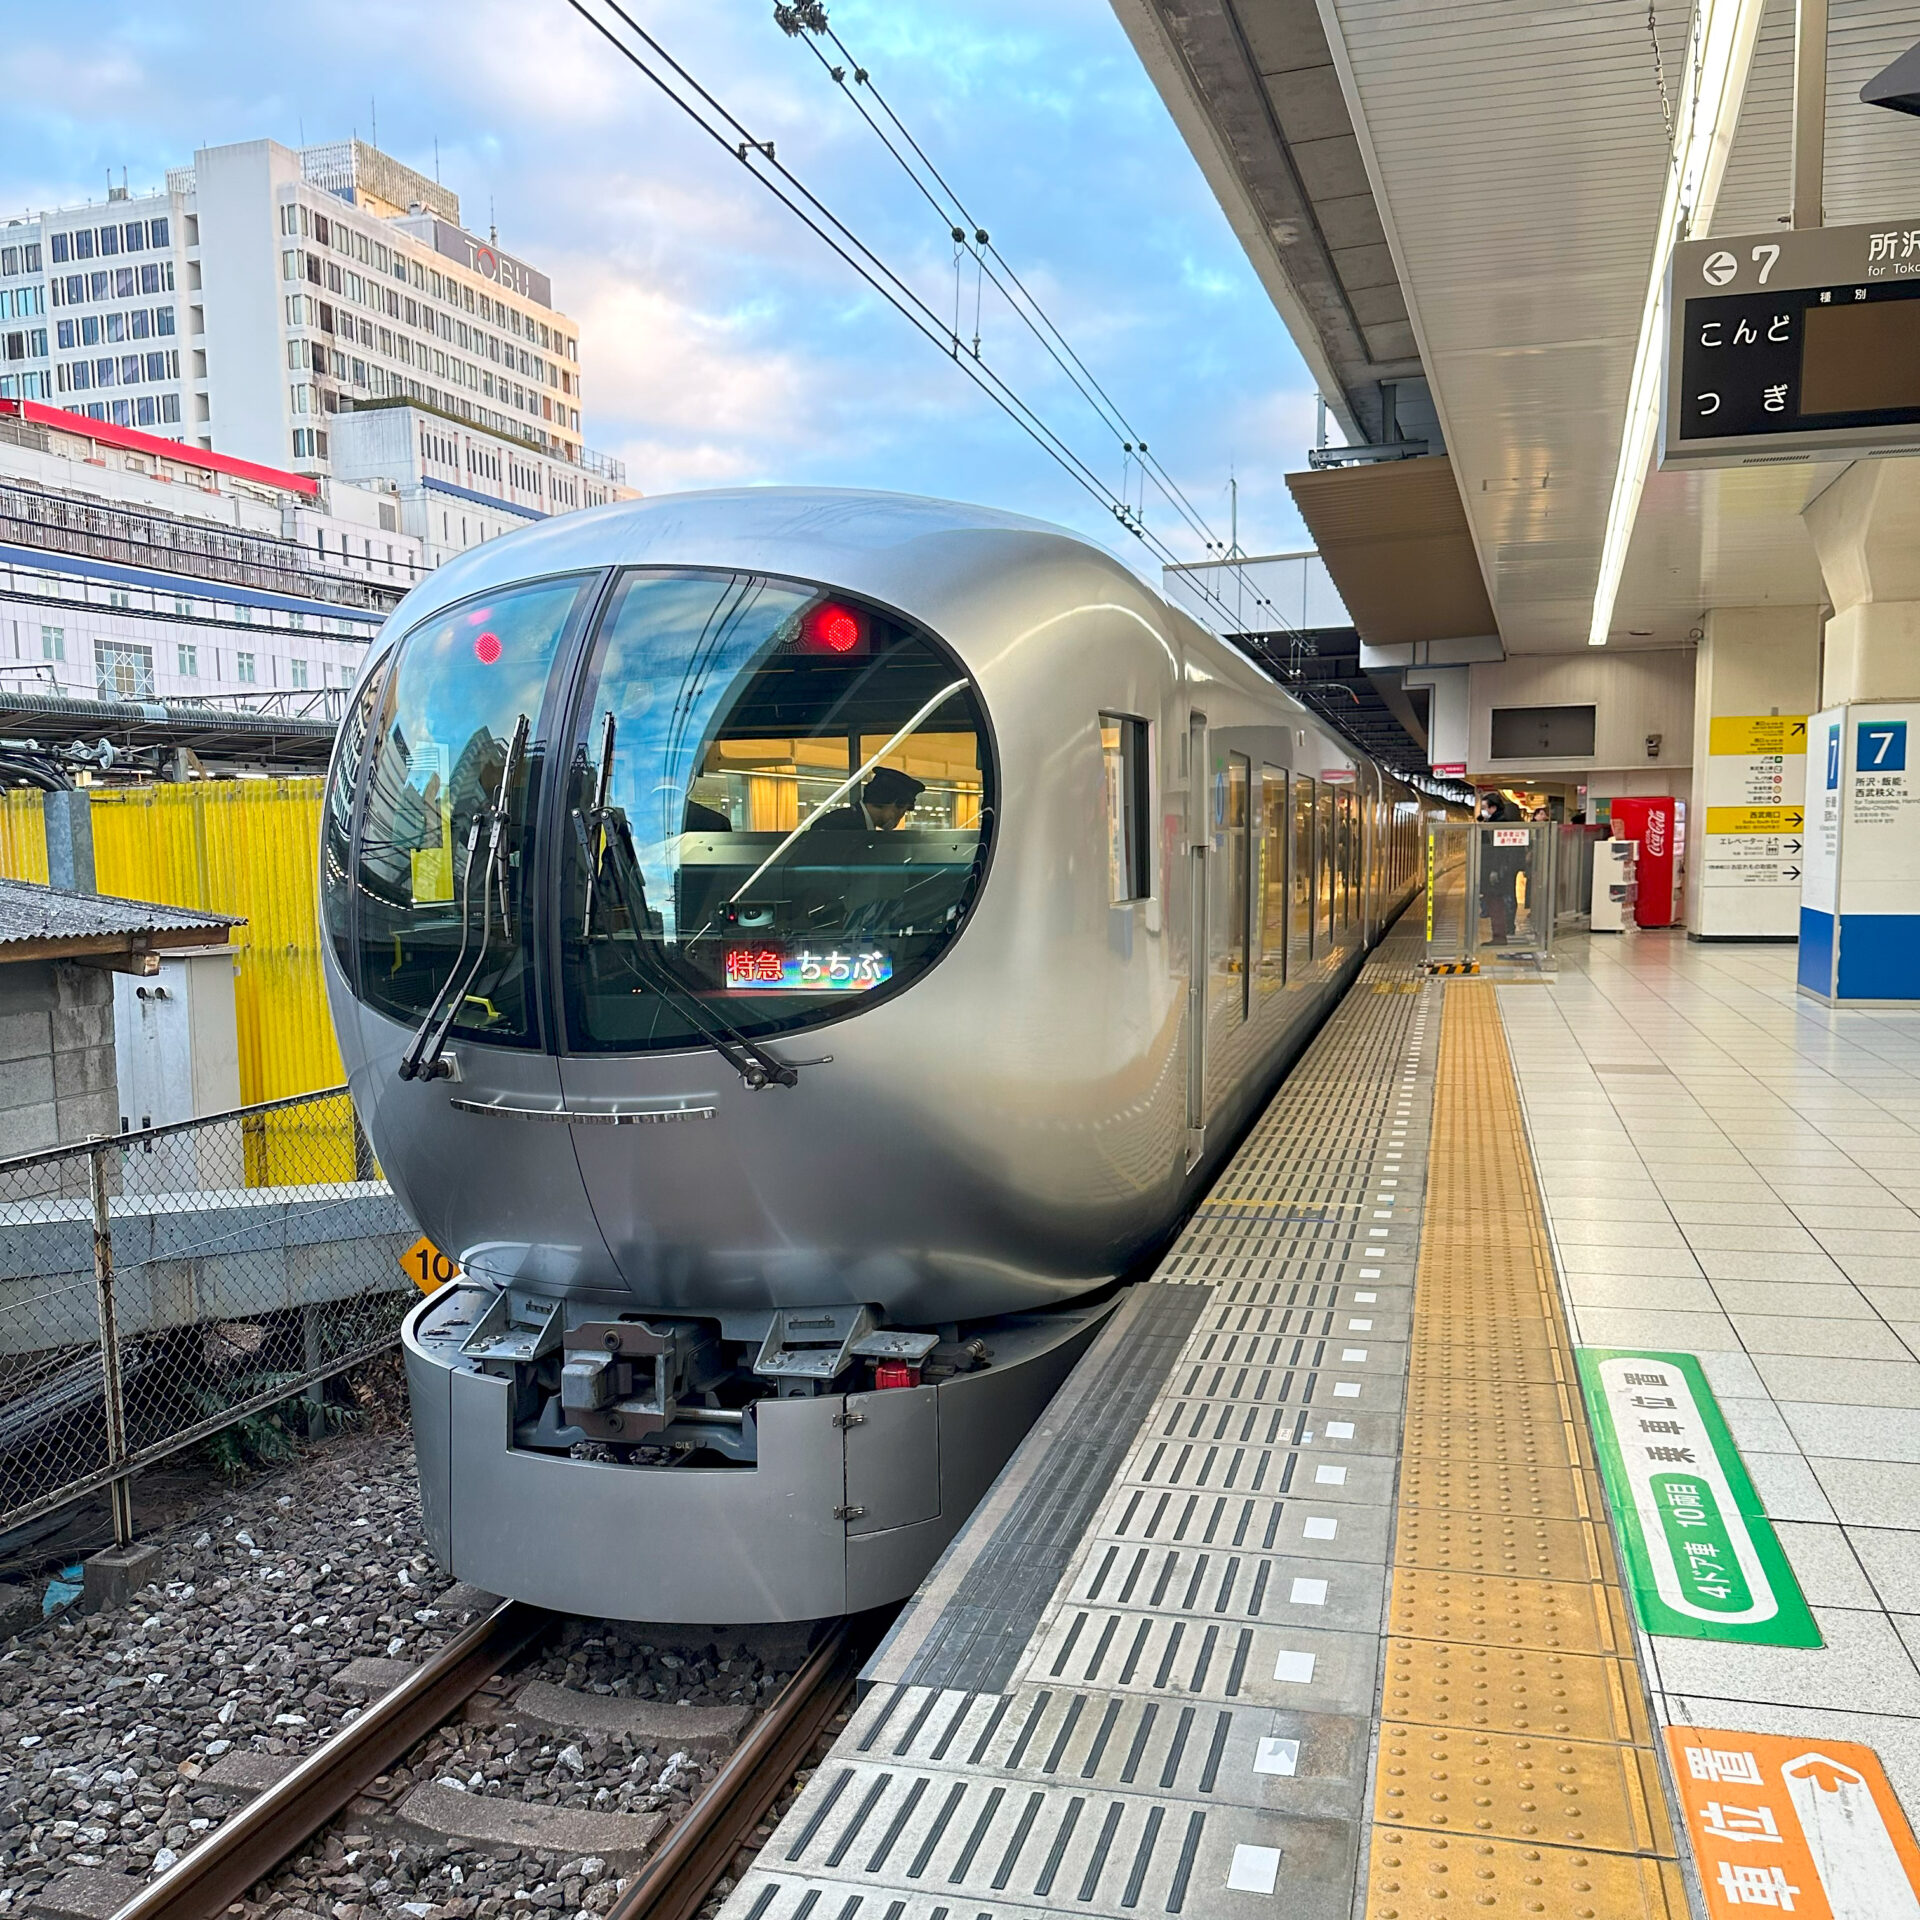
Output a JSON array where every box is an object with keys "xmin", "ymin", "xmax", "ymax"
[{"xmin": 1662, "ymin": 219, "xmax": 1920, "ymax": 469}]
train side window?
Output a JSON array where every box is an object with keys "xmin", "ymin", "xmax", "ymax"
[
  {"xmin": 1101, "ymin": 714, "xmax": 1152, "ymax": 903},
  {"xmin": 1259, "ymin": 765, "xmax": 1288, "ymax": 984}
]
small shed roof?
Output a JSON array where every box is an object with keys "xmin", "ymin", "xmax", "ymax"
[{"xmin": 0, "ymin": 878, "xmax": 241, "ymax": 966}]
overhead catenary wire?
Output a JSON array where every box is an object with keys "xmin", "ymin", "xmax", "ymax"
[
  {"xmin": 783, "ymin": 8, "xmax": 1287, "ymax": 624},
  {"xmin": 566, "ymin": 0, "xmax": 1267, "ymax": 628}
]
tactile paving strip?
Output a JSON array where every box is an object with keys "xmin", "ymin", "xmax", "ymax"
[
  {"xmin": 1364, "ymin": 983, "xmax": 1682, "ymax": 1917},
  {"xmin": 722, "ymin": 914, "xmax": 1439, "ymax": 1920}
]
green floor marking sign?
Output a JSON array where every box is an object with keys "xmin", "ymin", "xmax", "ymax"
[{"xmin": 1576, "ymin": 1348, "xmax": 1820, "ymax": 1647}]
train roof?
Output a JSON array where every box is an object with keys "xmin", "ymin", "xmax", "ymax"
[
  {"xmin": 382, "ymin": 486, "xmax": 1151, "ymax": 630},
  {"xmin": 351, "ymin": 485, "xmax": 1412, "ymax": 782}
]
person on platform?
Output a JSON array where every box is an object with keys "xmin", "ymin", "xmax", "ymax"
[
  {"xmin": 810, "ymin": 766, "xmax": 925, "ymax": 832},
  {"xmin": 1478, "ymin": 790, "xmax": 1526, "ymax": 943}
]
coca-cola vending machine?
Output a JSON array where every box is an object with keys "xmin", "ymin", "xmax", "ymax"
[{"xmin": 1608, "ymin": 796, "xmax": 1681, "ymax": 928}]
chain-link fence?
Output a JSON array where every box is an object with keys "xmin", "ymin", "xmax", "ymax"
[{"xmin": 0, "ymin": 1087, "xmax": 416, "ymax": 1540}]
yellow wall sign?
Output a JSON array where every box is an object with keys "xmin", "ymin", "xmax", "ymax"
[
  {"xmin": 401, "ymin": 1235, "xmax": 461, "ymax": 1294},
  {"xmin": 1709, "ymin": 715, "xmax": 1808, "ymax": 756},
  {"xmin": 1705, "ymin": 806, "xmax": 1804, "ymax": 836}
]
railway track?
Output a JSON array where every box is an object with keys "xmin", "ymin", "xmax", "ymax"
[{"xmin": 107, "ymin": 1602, "xmax": 866, "ymax": 1920}]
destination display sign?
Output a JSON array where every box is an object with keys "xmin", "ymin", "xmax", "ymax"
[
  {"xmin": 1662, "ymin": 220, "xmax": 1920, "ymax": 468},
  {"xmin": 723, "ymin": 944, "xmax": 892, "ymax": 992}
]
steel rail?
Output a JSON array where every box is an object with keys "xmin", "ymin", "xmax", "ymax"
[
  {"xmin": 110, "ymin": 1599, "xmax": 552, "ymax": 1920},
  {"xmin": 605, "ymin": 1619, "xmax": 863, "ymax": 1920}
]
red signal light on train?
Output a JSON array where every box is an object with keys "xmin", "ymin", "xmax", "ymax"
[
  {"xmin": 796, "ymin": 602, "xmax": 868, "ymax": 656},
  {"xmin": 473, "ymin": 631, "xmax": 502, "ymax": 665}
]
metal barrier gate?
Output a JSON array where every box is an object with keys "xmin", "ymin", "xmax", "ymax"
[
  {"xmin": 0, "ymin": 1087, "xmax": 415, "ymax": 1543},
  {"xmin": 1424, "ymin": 821, "xmax": 1559, "ymax": 971}
]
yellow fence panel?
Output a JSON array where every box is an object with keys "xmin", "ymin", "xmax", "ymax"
[
  {"xmin": 87, "ymin": 781, "xmax": 351, "ymax": 1185},
  {"xmin": 0, "ymin": 790, "xmax": 49, "ymax": 883}
]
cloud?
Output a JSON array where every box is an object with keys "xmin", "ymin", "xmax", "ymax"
[{"xmin": 0, "ymin": 0, "xmax": 1321, "ymax": 558}]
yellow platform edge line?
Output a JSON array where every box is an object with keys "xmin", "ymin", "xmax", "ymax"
[{"xmin": 1363, "ymin": 982, "xmax": 1682, "ymax": 1919}]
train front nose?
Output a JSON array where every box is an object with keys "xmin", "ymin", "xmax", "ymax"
[{"xmin": 321, "ymin": 560, "xmax": 995, "ymax": 1305}]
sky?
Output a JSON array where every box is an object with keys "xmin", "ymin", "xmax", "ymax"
[{"xmin": 0, "ymin": 0, "xmax": 1323, "ymax": 568}]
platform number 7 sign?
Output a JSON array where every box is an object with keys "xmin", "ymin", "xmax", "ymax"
[{"xmin": 1859, "ymin": 720, "xmax": 1907, "ymax": 773}]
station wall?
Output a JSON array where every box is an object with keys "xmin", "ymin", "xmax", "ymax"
[{"xmin": 1468, "ymin": 647, "xmax": 1696, "ymax": 811}]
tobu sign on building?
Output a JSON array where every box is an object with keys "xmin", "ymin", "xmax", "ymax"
[
  {"xmin": 430, "ymin": 219, "xmax": 553, "ymax": 308},
  {"xmin": 1663, "ymin": 220, "xmax": 1920, "ymax": 468}
]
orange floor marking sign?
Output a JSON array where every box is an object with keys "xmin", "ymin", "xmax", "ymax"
[{"xmin": 1667, "ymin": 1725, "xmax": 1920, "ymax": 1917}]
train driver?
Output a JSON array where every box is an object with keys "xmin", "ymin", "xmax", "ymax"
[{"xmin": 810, "ymin": 766, "xmax": 926, "ymax": 832}]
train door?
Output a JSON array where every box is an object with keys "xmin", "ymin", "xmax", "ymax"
[
  {"xmin": 1185, "ymin": 711, "xmax": 1208, "ymax": 1169},
  {"xmin": 1338, "ymin": 790, "xmax": 1358, "ymax": 932},
  {"xmin": 1259, "ymin": 765, "xmax": 1288, "ymax": 992},
  {"xmin": 1317, "ymin": 787, "xmax": 1337, "ymax": 948},
  {"xmin": 1223, "ymin": 753, "xmax": 1251, "ymax": 1024},
  {"xmin": 1291, "ymin": 775, "xmax": 1315, "ymax": 973}
]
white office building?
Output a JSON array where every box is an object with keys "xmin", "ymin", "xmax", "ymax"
[{"xmin": 0, "ymin": 136, "xmax": 623, "ymax": 496}]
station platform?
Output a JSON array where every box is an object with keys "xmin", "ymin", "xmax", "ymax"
[{"xmin": 718, "ymin": 921, "xmax": 1920, "ymax": 1920}]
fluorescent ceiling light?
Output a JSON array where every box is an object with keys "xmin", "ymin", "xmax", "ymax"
[{"xmin": 1588, "ymin": 0, "xmax": 1766, "ymax": 645}]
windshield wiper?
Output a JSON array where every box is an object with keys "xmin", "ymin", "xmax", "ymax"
[
  {"xmin": 573, "ymin": 710, "xmax": 806, "ymax": 1090},
  {"xmin": 398, "ymin": 712, "xmax": 530, "ymax": 1083},
  {"xmin": 571, "ymin": 798, "xmax": 804, "ymax": 1091}
]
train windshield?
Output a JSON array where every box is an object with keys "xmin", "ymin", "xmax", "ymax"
[
  {"xmin": 350, "ymin": 574, "xmax": 597, "ymax": 1046},
  {"xmin": 559, "ymin": 568, "xmax": 993, "ymax": 1052}
]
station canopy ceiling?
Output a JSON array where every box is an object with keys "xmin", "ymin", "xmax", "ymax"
[{"xmin": 1113, "ymin": 0, "xmax": 1920, "ymax": 654}]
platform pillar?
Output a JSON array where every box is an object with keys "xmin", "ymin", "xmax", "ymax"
[
  {"xmin": 1798, "ymin": 459, "xmax": 1920, "ymax": 1003},
  {"xmin": 1686, "ymin": 606, "xmax": 1822, "ymax": 939}
]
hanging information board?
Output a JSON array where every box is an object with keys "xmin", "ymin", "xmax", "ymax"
[{"xmin": 1663, "ymin": 220, "xmax": 1920, "ymax": 469}]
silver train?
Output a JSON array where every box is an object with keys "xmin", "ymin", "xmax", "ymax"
[{"xmin": 319, "ymin": 488, "xmax": 1430, "ymax": 1621}]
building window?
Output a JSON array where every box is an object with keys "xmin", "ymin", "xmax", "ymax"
[
  {"xmin": 174, "ymin": 597, "xmax": 192, "ymax": 617},
  {"xmin": 235, "ymin": 651, "xmax": 256, "ymax": 683},
  {"xmin": 290, "ymin": 658, "xmax": 309, "ymax": 688},
  {"xmin": 41, "ymin": 625, "xmax": 64, "ymax": 662},
  {"xmin": 94, "ymin": 638, "xmax": 155, "ymax": 700},
  {"xmin": 177, "ymin": 642, "xmax": 198, "ymax": 677},
  {"xmin": 109, "ymin": 590, "xmax": 131, "ymax": 609}
]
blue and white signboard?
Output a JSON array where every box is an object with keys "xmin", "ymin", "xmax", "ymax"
[{"xmin": 1799, "ymin": 701, "xmax": 1920, "ymax": 1003}]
